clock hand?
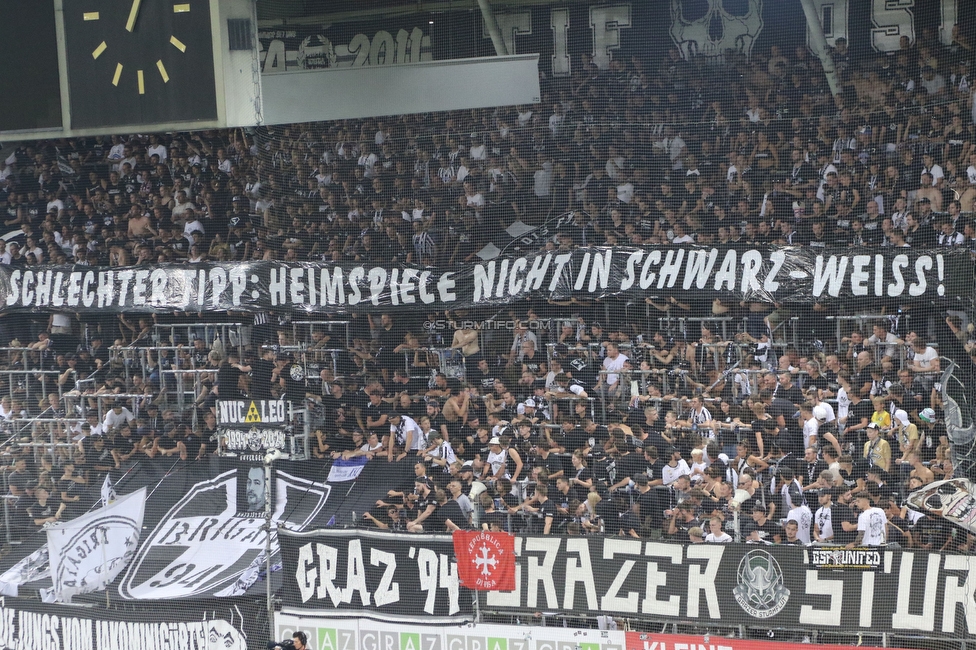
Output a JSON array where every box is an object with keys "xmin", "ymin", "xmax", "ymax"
[{"xmin": 125, "ymin": 0, "xmax": 142, "ymax": 32}]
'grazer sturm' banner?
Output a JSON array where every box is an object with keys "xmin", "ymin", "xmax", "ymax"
[
  {"xmin": 0, "ymin": 246, "xmax": 969, "ymax": 313},
  {"xmin": 280, "ymin": 531, "xmax": 976, "ymax": 635}
]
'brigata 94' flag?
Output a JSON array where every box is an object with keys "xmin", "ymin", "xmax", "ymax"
[{"xmin": 453, "ymin": 531, "xmax": 515, "ymax": 591}]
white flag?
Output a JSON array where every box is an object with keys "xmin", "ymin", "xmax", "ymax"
[
  {"xmin": 47, "ymin": 487, "xmax": 146, "ymax": 603},
  {"xmin": 0, "ymin": 545, "xmax": 50, "ymax": 597},
  {"xmin": 101, "ymin": 474, "xmax": 117, "ymax": 507}
]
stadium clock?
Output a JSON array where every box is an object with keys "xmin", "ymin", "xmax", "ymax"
[{"xmin": 62, "ymin": 0, "xmax": 219, "ymax": 129}]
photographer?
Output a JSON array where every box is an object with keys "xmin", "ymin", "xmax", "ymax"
[{"xmin": 268, "ymin": 632, "xmax": 307, "ymax": 650}]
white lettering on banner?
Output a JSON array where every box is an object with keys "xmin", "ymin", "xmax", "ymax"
[
  {"xmin": 0, "ymin": 606, "xmax": 246, "ymax": 650},
  {"xmin": 296, "ymin": 541, "xmax": 458, "ymax": 615},
  {"xmin": 805, "ymin": 0, "xmax": 850, "ymax": 54},
  {"xmin": 871, "ymin": 0, "xmax": 915, "ymax": 52},
  {"xmin": 685, "ymin": 545, "xmax": 722, "ymax": 619},
  {"xmin": 590, "ymin": 5, "xmax": 632, "ymax": 69},
  {"xmin": 602, "ymin": 538, "xmax": 642, "ymax": 613},
  {"xmin": 550, "ymin": 8, "xmax": 571, "ymax": 76},
  {"xmin": 524, "ymin": 536, "xmax": 560, "ymax": 609},
  {"xmin": 217, "ymin": 400, "xmax": 287, "ymax": 425},
  {"xmin": 941, "ymin": 554, "xmax": 976, "ymax": 633},
  {"xmin": 0, "ymin": 250, "xmax": 959, "ymax": 312},
  {"xmin": 643, "ymin": 542, "xmax": 681, "ymax": 616},
  {"xmin": 120, "ymin": 470, "xmax": 328, "ymax": 600},
  {"xmin": 563, "ymin": 538, "xmax": 598, "ymax": 611},
  {"xmin": 482, "ymin": 11, "xmax": 531, "ymax": 55},
  {"xmin": 893, "ymin": 552, "xmax": 939, "ymax": 631},
  {"xmin": 799, "ymin": 571, "xmax": 843, "ymax": 626},
  {"xmin": 261, "ymin": 27, "xmax": 431, "ymax": 72}
]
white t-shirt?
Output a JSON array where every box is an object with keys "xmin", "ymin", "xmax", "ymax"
[
  {"xmin": 814, "ymin": 505, "xmax": 834, "ymax": 541},
  {"xmin": 705, "ymin": 531, "xmax": 733, "ymax": 543},
  {"xmin": 103, "ymin": 407, "xmax": 134, "ymax": 431},
  {"xmin": 913, "ymin": 346, "xmax": 938, "ymax": 371},
  {"xmin": 148, "ymin": 144, "xmax": 167, "ymax": 161},
  {"xmin": 868, "ymin": 332, "xmax": 900, "ymax": 357},
  {"xmin": 836, "ymin": 387, "xmax": 850, "ymax": 422},
  {"xmin": 787, "ymin": 505, "xmax": 813, "ymax": 545},
  {"xmin": 662, "ymin": 459, "xmax": 690, "ymax": 486},
  {"xmin": 602, "ymin": 354, "xmax": 628, "ymax": 386},
  {"xmin": 858, "ymin": 507, "xmax": 888, "ymax": 545},
  {"xmin": 803, "ymin": 418, "xmax": 819, "ymax": 449},
  {"xmin": 391, "ymin": 415, "xmax": 424, "ymax": 451}
]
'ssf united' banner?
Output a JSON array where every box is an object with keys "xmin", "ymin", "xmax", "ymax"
[
  {"xmin": 280, "ymin": 531, "xmax": 976, "ymax": 635},
  {"xmin": 0, "ymin": 246, "xmax": 969, "ymax": 313}
]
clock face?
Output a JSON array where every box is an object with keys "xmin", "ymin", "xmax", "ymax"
[{"xmin": 63, "ymin": 0, "xmax": 218, "ymax": 129}]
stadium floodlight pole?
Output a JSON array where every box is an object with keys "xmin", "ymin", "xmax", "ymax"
[
  {"xmin": 264, "ymin": 447, "xmax": 287, "ymax": 639},
  {"xmin": 798, "ymin": 0, "xmax": 842, "ymax": 99},
  {"xmin": 477, "ymin": 0, "xmax": 509, "ymax": 56}
]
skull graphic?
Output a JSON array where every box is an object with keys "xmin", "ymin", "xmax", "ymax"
[{"xmin": 670, "ymin": 0, "xmax": 764, "ymax": 59}]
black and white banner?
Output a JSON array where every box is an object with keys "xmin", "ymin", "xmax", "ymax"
[
  {"xmin": 279, "ymin": 528, "xmax": 469, "ymax": 622},
  {"xmin": 280, "ymin": 531, "xmax": 976, "ymax": 635},
  {"xmin": 0, "ymin": 246, "xmax": 969, "ymax": 314},
  {"xmin": 0, "ymin": 599, "xmax": 258, "ymax": 650},
  {"xmin": 47, "ymin": 487, "xmax": 146, "ymax": 603},
  {"xmin": 119, "ymin": 468, "xmax": 329, "ymax": 600}
]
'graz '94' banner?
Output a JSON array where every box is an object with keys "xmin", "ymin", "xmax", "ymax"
[
  {"xmin": 280, "ymin": 531, "xmax": 976, "ymax": 635},
  {"xmin": 279, "ymin": 528, "xmax": 470, "ymax": 622},
  {"xmin": 0, "ymin": 246, "xmax": 969, "ymax": 313}
]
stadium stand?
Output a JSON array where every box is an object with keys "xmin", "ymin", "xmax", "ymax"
[
  {"xmin": 2, "ymin": 6, "xmax": 976, "ymax": 647},
  {"xmin": 0, "ymin": 28, "xmax": 974, "ymax": 549}
]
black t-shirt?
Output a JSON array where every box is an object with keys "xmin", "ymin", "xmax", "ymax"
[
  {"xmin": 770, "ymin": 397, "xmax": 796, "ymax": 427},
  {"xmin": 86, "ymin": 440, "xmax": 115, "ymax": 468},
  {"xmin": 8, "ymin": 470, "xmax": 32, "ymax": 494},
  {"xmin": 830, "ymin": 503, "xmax": 856, "ymax": 545},
  {"xmin": 848, "ymin": 399, "xmax": 874, "ymax": 430},
  {"xmin": 283, "ymin": 366, "xmax": 306, "ymax": 402},
  {"xmin": 184, "ymin": 432, "xmax": 204, "ymax": 458},
  {"xmin": 536, "ymin": 498, "xmax": 558, "ymax": 526},
  {"xmin": 776, "ymin": 385, "xmax": 804, "ymax": 406},
  {"xmin": 26, "ymin": 496, "xmax": 61, "ymax": 524},
  {"xmin": 217, "ymin": 364, "xmax": 242, "ymax": 399},
  {"xmin": 415, "ymin": 496, "xmax": 437, "ymax": 524},
  {"xmin": 742, "ymin": 518, "xmax": 781, "ymax": 544},
  {"xmin": 250, "ymin": 359, "xmax": 275, "ymax": 400},
  {"xmin": 57, "ymin": 477, "xmax": 83, "ymax": 502},
  {"xmin": 563, "ymin": 426, "xmax": 590, "ymax": 453},
  {"xmin": 437, "ymin": 500, "xmax": 467, "ymax": 531},
  {"xmin": 612, "ymin": 451, "xmax": 644, "ymax": 484},
  {"xmin": 473, "ymin": 369, "xmax": 497, "ymax": 392},
  {"xmin": 376, "ymin": 325, "xmax": 403, "ymax": 363},
  {"xmin": 618, "ymin": 510, "xmax": 641, "ymax": 536},
  {"xmin": 156, "ymin": 434, "xmax": 180, "ymax": 452},
  {"xmin": 364, "ymin": 403, "xmax": 389, "ymax": 434},
  {"xmin": 636, "ymin": 489, "xmax": 660, "ymax": 522}
]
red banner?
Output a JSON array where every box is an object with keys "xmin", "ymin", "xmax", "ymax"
[
  {"xmin": 624, "ymin": 632, "xmax": 902, "ymax": 650},
  {"xmin": 452, "ymin": 530, "xmax": 515, "ymax": 591}
]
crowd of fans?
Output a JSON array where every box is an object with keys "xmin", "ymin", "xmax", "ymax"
[{"xmin": 0, "ymin": 26, "xmax": 975, "ymax": 548}]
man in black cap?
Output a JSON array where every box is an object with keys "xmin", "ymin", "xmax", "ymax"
[{"xmin": 743, "ymin": 504, "xmax": 781, "ymax": 544}]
